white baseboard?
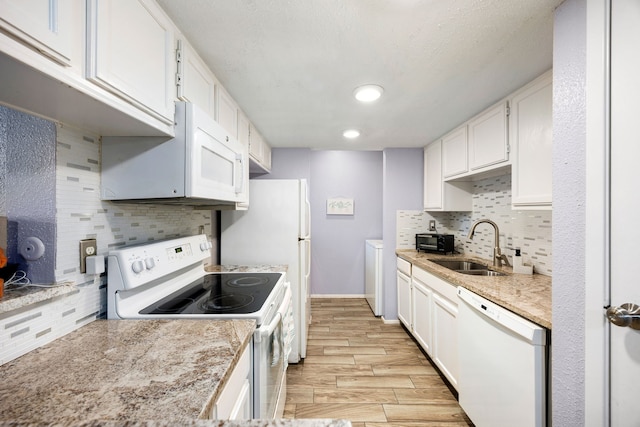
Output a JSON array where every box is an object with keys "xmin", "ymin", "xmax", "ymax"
[
  {"xmin": 381, "ymin": 317, "xmax": 400, "ymax": 324},
  {"xmin": 310, "ymin": 294, "xmax": 365, "ymax": 299}
]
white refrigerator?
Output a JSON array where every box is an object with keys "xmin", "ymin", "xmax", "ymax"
[{"xmin": 221, "ymin": 179, "xmax": 311, "ymax": 363}]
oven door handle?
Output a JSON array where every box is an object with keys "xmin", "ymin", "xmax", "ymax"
[{"xmin": 255, "ymin": 283, "xmax": 291, "ymax": 343}]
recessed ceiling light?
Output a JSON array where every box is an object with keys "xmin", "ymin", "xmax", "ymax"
[
  {"xmin": 353, "ymin": 84, "xmax": 384, "ymax": 102},
  {"xmin": 343, "ymin": 129, "xmax": 361, "ymax": 139}
]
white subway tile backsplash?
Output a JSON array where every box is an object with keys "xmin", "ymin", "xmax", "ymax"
[
  {"xmin": 0, "ymin": 124, "xmax": 213, "ymax": 365},
  {"xmin": 397, "ymin": 174, "xmax": 552, "ymax": 276}
]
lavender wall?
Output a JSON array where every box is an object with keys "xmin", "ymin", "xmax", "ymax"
[
  {"xmin": 382, "ymin": 148, "xmax": 424, "ymax": 319},
  {"xmin": 310, "ymin": 151, "xmax": 383, "ymax": 295},
  {"xmin": 265, "ymin": 149, "xmax": 384, "ymax": 296}
]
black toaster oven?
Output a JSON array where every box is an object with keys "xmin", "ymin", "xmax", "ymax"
[{"xmin": 415, "ymin": 233, "xmax": 454, "ymax": 254}]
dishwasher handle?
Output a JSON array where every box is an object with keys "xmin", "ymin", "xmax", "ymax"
[{"xmin": 457, "ymin": 286, "xmax": 546, "ymax": 345}]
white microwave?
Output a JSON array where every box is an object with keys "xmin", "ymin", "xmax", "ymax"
[{"xmin": 101, "ymin": 102, "xmax": 248, "ymax": 207}]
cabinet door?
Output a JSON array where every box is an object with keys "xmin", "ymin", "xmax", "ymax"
[
  {"xmin": 397, "ymin": 270, "xmax": 412, "ymax": 329},
  {"xmin": 178, "ymin": 40, "xmax": 216, "ymax": 119},
  {"xmin": 432, "ymin": 292, "xmax": 459, "ymax": 390},
  {"xmin": 468, "ymin": 102, "xmax": 509, "ymax": 171},
  {"xmin": 212, "ymin": 344, "xmax": 251, "ymax": 419},
  {"xmin": 87, "ymin": 0, "xmax": 174, "ymax": 124},
  {"xmin": 249, "ymin": 124, "xmax": 264, "ymax": 161},
  {"xmin": 0, "ymin": 0, "xmax": 76, "ymax": 65},
  {"xmin": 218, "ymin": 88, "xmax": 238, "ymax": 139},
  {"xmin": 442, "ymin": 126, "xmax": 468, "ymax": 178},
  {"xmin": 412, "ymin": 279, "xmax": 433, "ymax": 355},
  {"xmin": 424, "ymin": 141, "xmax": 443, "ymax": 210},
  {"xmin": 511, "ymin": 72, "xmax": 553, "ymax": 209},
  {"xmin": 237, "ymin": 110, "xmax": 250, "ymax": 149}
]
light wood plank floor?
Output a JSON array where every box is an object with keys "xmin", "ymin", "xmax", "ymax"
[{"xmin": 283, "ymin": 298, "xmax": 474, "ymax": 426}]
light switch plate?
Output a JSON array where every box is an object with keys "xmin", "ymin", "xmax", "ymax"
[{"xmin": 80, "ymin": 239, "xmax": 97, "ymax": 273}]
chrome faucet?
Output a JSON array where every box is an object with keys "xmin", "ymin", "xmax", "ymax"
[{"xmin": 467, "ymin": 219, "xmax": 511, "ymax": 268}]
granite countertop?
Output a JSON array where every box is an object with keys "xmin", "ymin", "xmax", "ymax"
[
  {"xmin": 396, "ymin": 249, "xmax": 552, "ymax": 329},
  {"xmin": 205, "ymin": 265, "xmax": 289, "ymax": 274},
  {"xmin": 0, "ymin": 420, "xmax": 352, "ymax": 427},
  {"xmin": 0, "ymin": 282, "xmax": 77, "ymax": 315},
  {"xmin": 0, "ymin": 319, "xmax": 255, "ymax": 423}
]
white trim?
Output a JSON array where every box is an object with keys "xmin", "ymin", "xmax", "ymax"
[
  {"xmin": 585, "ymin": 0, "xmax": 610, "ymax": 425},
  {"xmin": 381, "ymin": 317, "xmax": 400, "ymax": 325},
  {"xmin": 311, "ymin": 294, "xmax": 365, "ymax": 299}
]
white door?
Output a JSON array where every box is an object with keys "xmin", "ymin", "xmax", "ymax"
[{"xmin": 607, "ymin": 0, "xmax": 640, "ymax": 423}]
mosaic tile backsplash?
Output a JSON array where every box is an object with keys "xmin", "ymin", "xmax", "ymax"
[
  {"xmin": 397, "ymin": 174, "xmax": 552, "ymax": 276},
  {"xmin": 0, "ymin": 120, "xmax": 211, "ymax": 365}
]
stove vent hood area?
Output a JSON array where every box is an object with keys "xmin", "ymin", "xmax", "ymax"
[{"xmin": 101, "ymin": 102, "xmax": 249, "ymax": 210}]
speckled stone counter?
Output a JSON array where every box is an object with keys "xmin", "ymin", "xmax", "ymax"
[
  {"xmin": 396, "ymin": 249, "xmax": 552, "ymax": 329},
  {"xmin": 205, "ymin": 265, "xmax": 289, "ymax": 274},
  {"xmin": 0, "ymin": 282, "xmax": 77, "ymax": 315},
  {"xmin": 0, "ymin": 420, "xmax": 352, "ymax": 427},
  {"xmin": 0, "ymin": 319, "xmax": 255, "ymax": 423}
]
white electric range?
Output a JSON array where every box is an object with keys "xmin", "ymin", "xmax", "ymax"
[{"xmin": 106, "ymin": 234, "xmax": 290, "ymax": 420}]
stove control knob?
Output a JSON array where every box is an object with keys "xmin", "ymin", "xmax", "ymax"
[
  {"xmin": 200, "ymin": 241, "xmax": 212, "ymax": 251},
  {"xmin": 144, "ymin": 257, "xmax": 155, "ymax": 270},
  {"xmin": 131, "ymin": 260, "xmax": 145, "ymax": 274}
]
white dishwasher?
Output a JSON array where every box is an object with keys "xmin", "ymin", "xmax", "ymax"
[{"xmin": 457, "ymin": 287, "xmax": 548, "ymax": 427}]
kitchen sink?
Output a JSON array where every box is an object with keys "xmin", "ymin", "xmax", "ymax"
[
  {"xmin": 429, "ymin": 260, "xmax": 488, "ymax": 271},
  {"xmin": 457, "ymin": 270, "xmax": 506, "ymax": 277},
  {"xmin": 429, "ymin": 259, "xmax": 507, "ymax": 277}
]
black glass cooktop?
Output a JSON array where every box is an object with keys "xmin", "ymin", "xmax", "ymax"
[{"xmin": 139, "ymin": 273, "xmax": 282, "ymax": 315}]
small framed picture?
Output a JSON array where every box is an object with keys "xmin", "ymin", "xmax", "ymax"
[{"xmin": 327, "ymin": 198, "xmax": 354, "ymax": 215}]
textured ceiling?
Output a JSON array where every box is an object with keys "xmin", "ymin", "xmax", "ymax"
[{"xmin": 156, "ymin": 0, "xmax": 563, "ymax": 150}]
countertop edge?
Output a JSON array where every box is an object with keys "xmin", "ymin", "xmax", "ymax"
[{"xmin": 396, "ymin": 250, "xmax": 552, "ymax": 329}]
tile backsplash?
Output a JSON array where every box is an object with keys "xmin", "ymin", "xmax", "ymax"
[
  {"xmin": 0, "ymin": 118, "xmax": 211, "ymax": 365},
  {"xmin": 397, "ymin": 174, "xmax": 552, "ymax": 276}
]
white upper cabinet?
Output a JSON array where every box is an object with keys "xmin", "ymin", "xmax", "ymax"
[
  {"xmin": 424, "ymin": 141, "xmax": 472, "ymax": 212},
  {"xmin": 249, "ymin": 124, "xmax": 272, "ymax": 174},
  {"xmin": 0, "ymin": 0, "xmax": 78, "ymax": 66},
  {"xmin": 87, "ymin": 0, "xmax": 175, "ymax": 124},
  {"xmin": 217, "ymin": 87, "xmax": 238, "ymax": 139},
  {"xmin": 510, "ymin": 71, "xmax": 553, "ymax": 209},
  {"xmin": 424, "ymin": 141, "xmax": 443, "ymax": 210},
  {"xmin": 177, "ymin": 39, "xmax": 216, "ymax": 119},
  {"xmin": 468, "ymin": 101, "xmax": 509, "ymax": 171},
  {"xmin": 237, "ymin": 109, "xmax": 250, "ymax": 149},
  {"xmin": 442, "ymin": 126, "xmax": 468, "ymax": 178}
]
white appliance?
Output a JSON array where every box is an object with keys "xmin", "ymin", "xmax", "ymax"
[
  {"xmin": 106, "ymin": 234, "xmax": 290, "ymax": 420},
  {"xmin": 101, "ymin": 102, "xmax": 248, "ymax": 207},
  {"xmin": 365, "ymin": 239, "xmax": 383, "ymax": 316},
  {"xmin": 221, "ymin": 179, "xmax": 311, "ymax": 364},
  {"xmin": 457, "ymin": 286, "xmax": 548, "ymax": 427}
]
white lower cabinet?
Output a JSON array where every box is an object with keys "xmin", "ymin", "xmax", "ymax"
[
  {"xmin": 411, "ymin": 279, "xmax": 433, "ymax": 355},
  {"xmin": 402, "ymin": 263, "xmax": 459, "ymax": 390},
  {"xmin": 432, "ymin": 292, "xmax": 459, "ymax": 389},
  {"xmin": 210, "ymin": 343, "xmax": 252, "ymax": 420},
  {"xmin": 396, "ymin": 258, "xmax": 412, "ymax": 329}
]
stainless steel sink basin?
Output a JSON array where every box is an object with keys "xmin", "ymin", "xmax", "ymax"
[
  {"xmin": 429, "ymin": 259, "xmax": 507, "ymax": 277},
  {"xmin": 457, "ymin": 270, "xmax": 506, "ymax": 277},
  {"xmin": 429, "ymin": 260, "xmax": 488, "ymax": 270}
]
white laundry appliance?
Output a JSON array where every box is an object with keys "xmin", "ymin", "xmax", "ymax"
[{"xmin": 221, "ymin": 179, "xmax": 311, "ymax": 363}]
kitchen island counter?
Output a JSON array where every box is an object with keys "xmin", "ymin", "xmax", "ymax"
[
  {"xmin": 0, "ymin": 319, "xmax": 255, "ymax": 423},
  {"xmin": 0, "ymin": 317, "xmax": 350, "ymax": 427},
  {"xmin": 397, "ymin": 249, "xmax": 552, "ymax": 329}
]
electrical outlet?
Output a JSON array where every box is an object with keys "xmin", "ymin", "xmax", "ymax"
[
  {"xmin": 429, "ymin": 220, "xmax": 436, "ymax": 231},
  {"xmin": 80, "ymin": 239, "xmax": 97, "ymax": 273}
]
